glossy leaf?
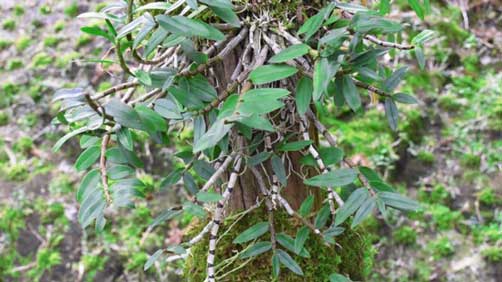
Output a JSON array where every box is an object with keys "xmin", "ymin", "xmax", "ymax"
[
  {"xmin": 105, "ymin": 98, "xmax": 143, "ymax": 130},
  {"xmin": 294, "ymin": 226, "xmax": 310, "ymax": 254},
  {"xmin": 157, "ymin": 15, "xmax": 224, "ymax": 41},
  {"xmin": 278, "ymin": 140, "xmax": 312, "ymax": 152},
  {"xmin": 144, "ymin": 249, "xmax": 164, "ymax": 271},
  {"xmin": 296, "ymin": 76, "xmax": 313, "ymax": 116},
  {"xmin": 393, "ymin": 93, "xmax": 418, "ymax": 104},
  {"xmin": 378, "ymin": 191, "xmax": 420, "ymax": 211},
  {"xmin": 193, "ymin": 119, "xmax": 232, "ymax": 152},
  {"xmin": 335, "ymin": 188, "xmax": 370, "ymax": 226},
  {"xmin": 384, "ymin": 97, "xmax": 399, "ymax": 131},
  {"xmin": 298, "ymin": 195, "xmax": 314, "ymax": 217},
  {"xmin": 304, "ymin": 168, "xmax": 358, "ymax": 187},
  {"xmin": 351, "ymin": 197, "xmax": 376, "ymax": 228},
  {"xmin": 239, "ymin": 241, "xmax": 272, "ymax": 259},
  {"xmin": 149, "ymin": 208, "xmax": 182, "ymax": 229},
  {"xmin": 75, "ymin": 145, "xmax": 100, "ymax": 171},
  {"xmin": 342, "ymin": 76, "xmax": 361, "ymax": 111},
  {"xmin": 271, "ymin": 154, "xmax": 287, "ymax": 186},
  {"xmin": 233, "ymin": 222, "xmax": 269, "ymax": 244},
  {"xmin": 249, "ymin": 65, "xmax": 298, "ymax": 85},
  {"xmin": 269, "ymin": 44, "xmax": 310, "ymax": 63},
  {"xmin": 276, "ymin": 249, "xmax": 304, "ymax": 276},
  {"xmin": 408, "ymin": 0, "xmax": 424, "ymax": 20}
]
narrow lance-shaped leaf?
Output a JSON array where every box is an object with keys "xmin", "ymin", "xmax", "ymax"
[
  {"xmin": 384, "ymin": 97, "xmax": 399, "ymax": 131},
  {"xmin": 276, "ymin": 249, "xmax": 304, "ymax": 276},
  {"xmin": 342, "ymin": 76, "xmax": 361, "ymax": 111},
  {"xmin": 249, "ymin": 65, "xmax": 298, "ymax": 85},
  {"xmin": 269, "ymin": 44, "xmax": 310, "ymax": 63},
  {"xmin": 75, "ymin": 145, "xmax": 100, "ymax": 171},
  {"xmin": 296, "ymin": 76, "xmax": 313, "ymax": 116},
  {"xmin": 239, "ymin": 241, "xmax": 272, "ymax": 259},
  {"xmin": 304, "ymin": 168, "xmax": 358, "ymax": 187},
  {"xmin": 335, "ymin": 188, "xmax": 370, "ymax": 226},
  {"xmin": 233, "ymin": 222, "xmax": 270, "ymax": 244}
]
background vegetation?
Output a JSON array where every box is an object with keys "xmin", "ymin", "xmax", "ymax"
[{"xmin": 0, "ymin": 0, "xmax": 501, "ymax": 281}]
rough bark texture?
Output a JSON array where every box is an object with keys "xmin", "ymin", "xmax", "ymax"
[{"xmin": 212, "ymin": 47, "xmax": 320, "ymax": 211}]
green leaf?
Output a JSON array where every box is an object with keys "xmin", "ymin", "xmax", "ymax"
[
  {"xmin": 149, "ymin": 208, "xmax": 182, "ymax": 229},
  {"xmin": 342, "ymin": 76, "xmax": 361, "ymax": 111},
  {"xmin": 351, "ymin": 13, "xmax": 402, "ymax": 34},
  {"xmin": 183, "ymin": 173, "xmax": 199, "ymax": 195},
  {"xmin": 239, "ymin": 241, "xmax": 272, "ymax": 259},
  {"xmin": 238, "ymin": 115, "xmax": 275, "ymax": 131},
  {"xmin": 77, "ymin": 168, "xmax": 100, "ymax": 202},
  {"xmin": 269, "ymin": 44, "xmax": 310, "ymax": 63},
  {"xmin": 107, "ymin": 165, "xmax": 134, "ymax": 180},
  {"xmin": 75, "ymin": 145, "xmax": 100, "ymax": 171},
  {"xmin": 157, "ymin": 15, "xmax": 224, "ymax": 41},
  {"xmin": 276, "ymin": 249, "xmax": 304, "ymax": 276},
  {"xmin": 304, "ymin": 168, "xmax": 358, "ymax": 187},
  {"xmin": 188, "ymin": 74, "xmax": 217, "ymax": 102},
  {"xmin": 117, "ymin": 127, "xmax": 134, "ymax": 151},
  {"xmin": 319, "ymin": 147, "xmax": 344, "ymax": 166},
  {"xmin": 78, "ymin": 184, "xmax": 105, "ymax": 228},
  {"xmin": 199, "ymin": 0, "xmax": 233, "ymax": 8},
  {"xmin": 379, "ymin": 0, "xmax": 390, "ymax": 15},
  {"xmin": 314, "ymin": 204, "xmax": 331, "ymax": 229},
  {"xmin": 298, "ymin": 195, "xmax": 314, "ymax": 217},
  {"xmin": 408, "ymin": 0, "xmax": 424, "ymax": 20},
  {"xmin": 412, "ymin": 30, "xmax": 436, "ymax": 45},
  {"xmin": 233, "ymin": 222, "xmax": 269, "ymax": 244},
  {"xmin": 378, "ymin": 191, "xmax": 420, "ymax": 211},
  {"xmin": 160, "ymin": 168, "xmax": 183, "ymax": 189},
  {"xmin": 105, "ymin": 98, "xmax": 144, "ymax": 130},
  {"xmin": 415, "ymin": 46, "xmax": 425, "ymax": 70},
  {"xmin": 298, "ymin": 13, "xmax": 324, "ymax": 40},
  {"xmin": 186, "ymin": 0, "xmax": 198, "ymax": 9},
  {"xmin": 193, "ymin": 119, "xmax": 232, "ymax": 153},
  {"xmin": 384, "ymin": 67, "xmax": 407, "ymax": 92},
  {"xmin": 351, "ymin": 197, "xmax": 376, "ymax": 228},
  {"xmin": 384, "ymin": 97, "xmax": 399, "ymax": 131},
  {"xmin": 294, "ymin": 226, "xmax": 310, "ymax": 254},
  {"xmin": 272, "ymin": 253, "xmax": 280, "ymax": 278},
  {"xmin": 276, "ymin": 233, "xmax": 310, "ymax": 258},
  {"xmin": 278, "ymin": 140, "xmax": 312, "ymax": 152},
  {"xmin": 313, "ymin": 58, "xmax": 330, "ymax": 101},
  {"xmin": 271, "ymin": 154, "xmax": 287, "ymax": 186},
  {"xmin": 296, "ymin": 76, "xmax": 313, "ymax": 116},
  {"xmin": 53, "ymin": 126, "xmax": 92, "ymax": 152},
  {"xmin": 329, "ymin": 273, "xmax": 352, "ymax": 282},
  {"xmin": 196, "ymin": 191, "xmax": 224, "ymax": 203},
  {"xmin": 135, "ymin": 2, "xmax": 172, "ymax": 12},
  {"xmin": 144, "ymin": 249, "xmax": 164, "ymax": 271},
  {"xmin": 248, "ymin": 152, "xmax": 272, "ymax": 166},
  {"xmin": 80, "ymin": 26, "xmax": 114, "ymax": 42},
  {"xmin": 183, "ymin": 201, "xmax": 207, "ymax": 218},
  {"xmin": 249, "ymin": 65, "xmax": 298, "ymax": 85},
  {"xmin": 209, "ymin": 6, "xmax": 240, "ymax": 27},
  {"xmin": 335, "ymin": 188, "xmax": 370, "ymax": 226},
  {"xmin": 154, "ymin": 98, "xmax": 182, "ymax": 120},
  {"xmin": 393, "ymin": 93, "xmax": 418, "ymax": 104},
  {"xmin": 135, "ymin": 70, "xmax": 152, "ymax": 86},
  {"xmin": 136, "ymin": 105, "xmax": 167, "ymax": 132}
]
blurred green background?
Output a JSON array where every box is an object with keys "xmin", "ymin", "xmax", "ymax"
[{"xmin": 0, "ymin": 1, "xmax": 501, "ymax": 281}]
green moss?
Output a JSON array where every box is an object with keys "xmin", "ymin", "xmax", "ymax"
[
  {"xmin": 429, "ymin": 204, "xmax": 461, "ymax": 231},
  {"xmin": 64, "ymin": 2, "xmax": 79, "ymax": 17},
  {"xmin": 14, "ymin": 5, "xmax": 25, "ymax": 16},
  {"xmin": 39, "ymin": 5, "xmax": 52, "ymax": 15},
  {"xmin": 15, "ymin": 36, "xmax": 32, "ymax": 52},
  {"xmin": 428, "ymin": 236, "xmax": 454, "ymax": 259},
  {"xmin": 463, "ymin": 54, "xmax": 479, "ymax": 74},
  {"xmin": 393, "ymin": 226, "xmax": 417, "ymax": 245},
  {"xmin": 477, "ymin": 187, "xmax": 497, "ymax": 206},
  {"xmin": 488, "ymin": 98, "xmax": 502, "ymax": 131},
  {"xmin": 55, "ymin": 51, "xmax": 80, "ymax": 68},
  {"xmin": 19, "ymin": 113, "xmax": 38, "ymax": 128},
  {"xmin": 44, "ymin": 36, "xmax": 61, "ymax": 48},
  {"xmin": 13, "ymin": 136, "xmax": 33, "ymax": 153},
  {"xmin": 184, "ymin": 208, "xmax": 373, "ymax": 281},
  {"xmin": 1, "ymin": 162, "xmax": 29, "ymax": 181},
  {"xmin": 32, "ymin": 52, "xmax": 53, "ymax": 68},
  {"xmin": 0, "ymin": 39, "xmax": 12, "ymax": 51},
  {"xmin": 2, "ymin": 19, "xmax": 16, "ymax": 30},
  {"xmin": 481, "ymin": 247, "xmax": 502, "ymax": 263},
  {"xmin": 416, "ymin": 151, "xmax": 435, "ymax": 164},
  {"xmin": 460, "ymin": 153, "xmax": 481, "ymax": 169},
  {"xmin": 77, "ymin": 34, "xmax": 93, "ymax": 48},
  {"xmin": 97, "ymin": 81, "xmax": 113, "ymax": 92},
  {"xmin": 54, "ymin": 20, "xmax": 65, "ymax": 32},
  {"xmin": 6, "ymin": 59, "xmax": 23, "ymax": 71},
  {"xmin": 438, "ymin": 94, "xmax": 462, "ymax": 112},
  {"xmin": 0, "ymin": 111, "xmax": 8, "ymax": 126},
  {"xmin": 400, "ymin": 109, "xmax": 426, "ymax": 144}
]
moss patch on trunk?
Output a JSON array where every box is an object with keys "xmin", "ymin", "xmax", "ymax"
[{"xmin": 183, "ymin": 208, "xmax": 374, "ymax": 281}]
